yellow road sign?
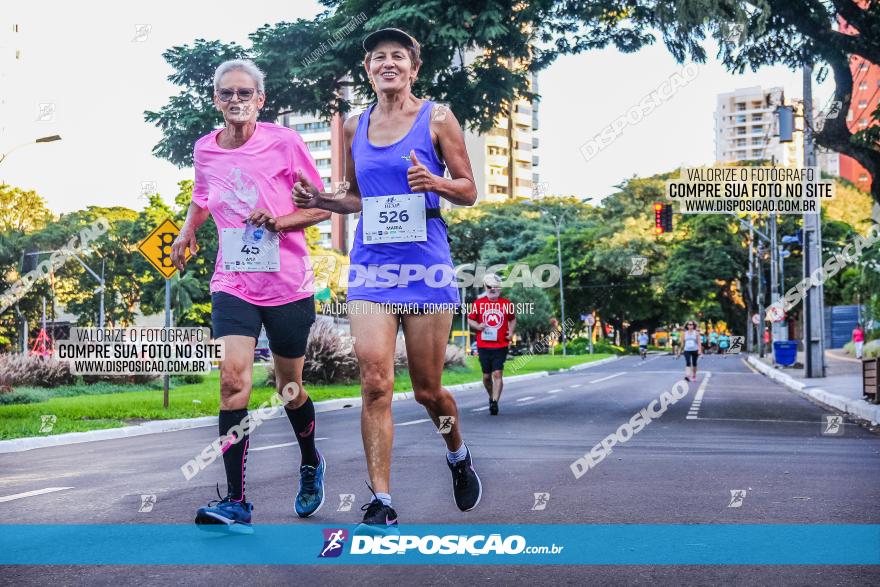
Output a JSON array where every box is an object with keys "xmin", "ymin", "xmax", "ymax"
[{"xmin": 138, "ymin": 218, "xmax": 189, "ymax": 279}]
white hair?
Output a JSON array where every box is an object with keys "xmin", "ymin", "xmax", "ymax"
[
  {"xmin": 484, "ymin": 273, "xmax": 502, "ymax": 287},
  {"xmin": 213, "ymin": 59, "xmax": 265, "ymax": 93}
]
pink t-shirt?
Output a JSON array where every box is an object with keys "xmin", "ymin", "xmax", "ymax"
[
  {"xmin": 192, "ymin": 122, "xmax": 325, "ymax": 306},
  {"xmin": 853, "ymin": 328, "xmax": 865, "ymax": 343}
]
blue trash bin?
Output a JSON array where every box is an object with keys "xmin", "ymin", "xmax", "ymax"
[{"xmin": 773, "ymin": 341, "xmax": 798, "ymax": 366}]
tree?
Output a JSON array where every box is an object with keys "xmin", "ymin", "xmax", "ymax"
[
  {"xmin": 146, "ymin": 1, "xmax": 569, "ymax": 167},
  {"xmin": 52, "ymin": 207, "xmax": 144, "ymax": 327},
  {"xmin": 0, "ymin": 184, "xmax": 53, "ymax": 233},
  {"xmin": 507, "ymin": 282, "xmax": 553, "ymax": 345},
  {"xmin": 663, "ymin": 214, "xmax": 747, "ymax": 325},
  {"xmin": 550, "ymin": 1, "xmax": 880, "ymax": 204}
]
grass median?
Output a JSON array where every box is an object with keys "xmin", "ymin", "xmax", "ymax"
[{"xmin": 0, "ymin": 353, "xmax": 611, "ymax": 440}]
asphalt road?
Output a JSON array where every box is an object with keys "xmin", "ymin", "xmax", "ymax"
[{"xmin": 2, "ymin": 354, "xmax": 878, "ymax": 585}]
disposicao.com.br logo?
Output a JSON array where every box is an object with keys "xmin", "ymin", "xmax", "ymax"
[{"xmin": 323, "ymin": 530, "xmax": 564, "ymax": 557}]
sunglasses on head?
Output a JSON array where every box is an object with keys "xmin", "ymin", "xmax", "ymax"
[{"xmin": 217, "ymin": 87, "xmax": 257, "ymax": 102}]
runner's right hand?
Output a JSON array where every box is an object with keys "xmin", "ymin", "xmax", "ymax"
[{"xmin": 171, "ymin": 230, "xmax": 198, "ymax": 271}]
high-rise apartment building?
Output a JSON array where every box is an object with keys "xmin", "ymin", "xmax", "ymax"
[
  {"xmin": 715, "ymin": 86, "xmax": 804, "ymax": 168},
  {"xmin": 464, "ymin": 74, "xmax": 540, "ymax": 203}
]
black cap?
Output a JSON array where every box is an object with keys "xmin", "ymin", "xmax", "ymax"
[{"xmin": 362, "ymin": 28, "xmax": 417, "ymax": 52}]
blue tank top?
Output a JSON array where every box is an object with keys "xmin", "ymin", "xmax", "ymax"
[{"xmin": 348, "ymin": 100, "xmax": 460, "ymax": 306}]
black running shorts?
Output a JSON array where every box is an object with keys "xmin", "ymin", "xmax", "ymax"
[
  {"xmin": 477, "ymin": 346, "xmax": 508, "ymax": 374},
  {"xmin": 211, "ymin": 292, "xmax": 315, "ymax": 359}
]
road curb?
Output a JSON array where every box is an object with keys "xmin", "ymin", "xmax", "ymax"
[
  {"xmin": 0, "ymin": 359, "xmax": 611, "ymax": 453},
  {"xmin": 565, "ymin": 355, "xmax": 620, "ymax": 371},
  {"xmin": 746, "ymin": 355, "xmax": 880, "ymax": 426}
]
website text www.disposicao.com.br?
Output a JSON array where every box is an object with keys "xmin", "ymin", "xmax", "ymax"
[{"xmin": 319, "ymin": 530, "xmax": 564, "ymax": 559}]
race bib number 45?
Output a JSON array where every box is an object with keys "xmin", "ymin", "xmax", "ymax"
[
  {"xmin": 362, "ymin": 193, "xmax": 427, "ymax": 244},
  {"xmin": 221, "ymin": 227, "xmax": 280, "ymax": 272}
]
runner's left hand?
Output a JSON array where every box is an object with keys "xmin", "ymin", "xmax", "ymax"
[
  {"xmin": 246, "ymin": 208, "xmax": 277, "ymax": 231},
  {"xmin": 407, "ymin": 150, "xmax": 437, "ymax": 193}
]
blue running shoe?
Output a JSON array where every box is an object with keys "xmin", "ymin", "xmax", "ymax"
[
  {"xmin": 195, "ymin": 485, "xmax": 254, "ymax": 534},
  {"xmin": 295, "ymin": 451, "xmax": 326, "ymax": 518}
]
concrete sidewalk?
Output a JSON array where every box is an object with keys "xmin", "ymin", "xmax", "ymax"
[{"xmin": 747, "ymin": 348, "xmax": 880, "ymax": 426}]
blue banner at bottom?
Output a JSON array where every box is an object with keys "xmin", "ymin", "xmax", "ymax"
[{"xmin": 1, "ymin": 524, "xmax": 878, "ymax": 565}]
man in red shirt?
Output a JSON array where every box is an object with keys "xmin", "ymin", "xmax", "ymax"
[{"xmin": 468, "ymin": 274, "xmax": 516, "ymax": 415}]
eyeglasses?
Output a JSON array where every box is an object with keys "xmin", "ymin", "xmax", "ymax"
[{"xmin": 217, "ymin": 87, "xmax": 257, "ymax": 102}]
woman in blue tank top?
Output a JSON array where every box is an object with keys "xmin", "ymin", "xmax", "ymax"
[{"xmin": 293, "ymin": 28, "xmax": 482, "ymax": 530}]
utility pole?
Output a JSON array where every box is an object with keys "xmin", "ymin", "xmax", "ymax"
[
  {"xmin": 553, "ymin": 216, "xmax": 567, "ymax": 356},
  {"xmin": 757, "ymin": 238, "xmax": 765, "ymax": 358},
  {"xmin": 769, "ymin": 213, "xmax": 786, "ymax": 341},
  {"xmin": 747, "ymin": 224, "xmax": 755, "ymax": 353},
  {"xmin": 802, "ymin": 64, "xmax": 826, "ymax": 378},
  {"xmin": 164, "ymin": 279, "xmax": 171, "ymax": 408}
]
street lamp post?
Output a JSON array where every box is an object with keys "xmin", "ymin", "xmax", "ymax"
[
  {"xmin": 25, "ymin": 249, "xmax": 106, "ymax": 329},
  {"xmin": 522, "ymin": 200, "xmax": 571, "ymax": 356},
  {"xmin": 0, "ymin": 135, "xmax": 61, "ymax": 166},
  {"xmin": 550, "ymin": 213, "xmax": 568, "ymax": 356},
  {"xmin": 72, "ymin": 254, "xmax": 106, "ymax": 330}
]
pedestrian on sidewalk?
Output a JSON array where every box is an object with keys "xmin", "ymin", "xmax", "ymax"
[{"xmin": 853, "ymin": 323, "xmax": 865, "ymax": 359}]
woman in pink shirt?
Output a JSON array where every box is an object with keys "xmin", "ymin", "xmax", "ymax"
[{"xmin": 170, "ymin": 59, "xmax": 330, "ymax": 532}]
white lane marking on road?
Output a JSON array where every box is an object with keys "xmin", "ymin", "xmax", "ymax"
[
  {"xmin": 516, "ymin": 396, "xmax": 536, "ymax": 402},
  {"xmin": 0, "ymin": 487, "xmax": 73, "ymax": 503},
  {"xmin": 569, "ymin": 384, "xmax": 582, "ymax": 388},
  {"xmin": 547, "ymin": 388, "xmax": 564, "ymax": 394},
  {"xmin": 589, "ymin": 372, "xmax": 626, "ymax": 384},
  {"xmin": 396, "ymin": 418, "xmax": 432, "ymax": 426},
  {"xmin": 471, "ymin": 406, "xmax": 490, "ymax": 412},
  {"xmin": 686, "ymin": 372, "xmax": 712, "ymax": 420},
  {"xmin": 250, "ymin": 438, "xmax": 329, "ymax": 452},
  {"xmin": 694, "ymin": 417, "xmax": 829, "ymax": 425}
]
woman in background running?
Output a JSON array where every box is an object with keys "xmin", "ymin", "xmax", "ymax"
[{"xmin": 682, "ymin": 320, "xmax": 702, "ymax": 381}]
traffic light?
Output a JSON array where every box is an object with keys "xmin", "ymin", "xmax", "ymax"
[
  {"xmin": 662, "ymin": 203, "xmax": 673, "ymax": 232},
  {"xmin": 654, "ymin": 203, "xmax": 673, "ymax": 235}
]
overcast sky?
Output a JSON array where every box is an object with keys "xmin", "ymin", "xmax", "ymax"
[{"xmin": 0, "ymin": 1, "xmax": 833, "ymax": 213}]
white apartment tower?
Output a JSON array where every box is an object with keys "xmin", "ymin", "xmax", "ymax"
[
  {"xmin": 279, "ymin": 112, "xmax": 334, "ymax": 248},
  {"xmin": 464, "ymin": 74, "xmax": 540, "ymax": 203},
  {"xmin": 714, "ymin": 86, "xmax": 804, "ymax": 168}
]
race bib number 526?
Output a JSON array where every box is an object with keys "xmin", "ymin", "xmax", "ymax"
[{"xmin": 362, "ymin": 193, "xmax": 427, "ymax": 244}]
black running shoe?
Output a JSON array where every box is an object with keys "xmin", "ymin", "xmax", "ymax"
[
  {"xmin": 354, "ymin": 484, "xmax": 399, "ymax": 536},
  {"xmin": 489, "ymin": 400, "xmax": 499, "ymax": 416},
  {"xmin": 447, "ymin": 446, "xmax": 482, "ymax": 511}
]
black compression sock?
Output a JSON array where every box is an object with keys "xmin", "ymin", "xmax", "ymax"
[
  {"xmin": 219, "ymin": 409, "xmax": 250, "ymax": 502},
  {"xmin": 285, "ymin": 397, "xmax": 319, "ymax": 467}
]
